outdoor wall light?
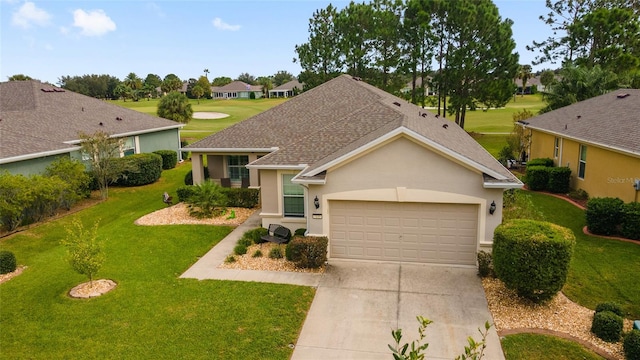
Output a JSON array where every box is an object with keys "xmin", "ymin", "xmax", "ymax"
[
  {"xmin": 489, "ymin": 201, "xmax": 496, "ymax": 215},
  {"xmin": 314, "ymin": 196, "xmax": 320, "ymax": 209}
]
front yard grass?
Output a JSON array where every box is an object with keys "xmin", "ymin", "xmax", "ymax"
[
  {"xmin": 502, "ymin": 333, "xmax": 604, "ymax": 360},
  {"xmin": 0, "ymin": 164, "xmax": 314, "ymax": 359},
  {"xmin": 528, "ymin": 191, "xmax": 640, "ymax": 318}
]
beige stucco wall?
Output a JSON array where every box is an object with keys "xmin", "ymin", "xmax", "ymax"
[
  {"xmin": 531, "ymin": 130, "xmax": 640, "ymax": 202},
  {"xmin": 298, "ymin": 136, "xmax": 505, "ymax": 249},
  {"xmin": 259, "ymin": 169, "xmax": 307, "ymax": 230}
]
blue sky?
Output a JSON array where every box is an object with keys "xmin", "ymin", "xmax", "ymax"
[{"xmin": 1, "ymin": 0, "xmax": 555, "ymax": 85}]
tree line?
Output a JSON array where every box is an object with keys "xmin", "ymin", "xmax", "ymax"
[
  {"xmin": 294, "ymin": 0, "xmax": 640, "ymax": 126},
  {"xmin": 8, "ymin": 70, "xmax": 296, "ymax": 102}
]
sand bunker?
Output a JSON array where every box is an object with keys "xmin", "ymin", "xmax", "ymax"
[{"xmin": 193, "ymin": 112, "xmax": 230, "ymax": 119}]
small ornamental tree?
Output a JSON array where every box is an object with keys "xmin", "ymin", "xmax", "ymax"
[
  {"xmin": 493, "ymin": 219, "xmax": 575, "ymax": 303},
  {"xmin": 61, "ymin": 219, "xmax": 105, "ymax": 287},
  {"xmin": 79, "ymin": 131, "xmax": 128, "ymax": 199}
]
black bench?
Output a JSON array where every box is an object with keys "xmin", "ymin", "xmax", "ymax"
[{"xmin": 261, "ymin": 224, "xmax": 292, "ymax": 244}]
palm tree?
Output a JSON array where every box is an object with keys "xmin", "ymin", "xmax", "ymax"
[
  {"xmin": 204, "ymin": 69, "xmax": 210, "ymax": 80},
  {"xmin": 518, "ymin": 65, "xmax": 532, "ymax": 97},
  {"xmin": 123, "ymin": 72, "xmax": 142, "ymax": 91}
]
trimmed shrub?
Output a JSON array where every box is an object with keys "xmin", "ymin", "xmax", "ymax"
[
  {"xmin": 568, "ymin": 188, "xmax": 589, "ymax": 201},
  {"xmin": 624, "ymin": 329, "xmax": 640, "ymax": 360},
  {"xmin": 114, "ymin": 153, "xmax": 163, "ymax": 186},
  {"xmin": 242, "ymin": 227, "xmax": 268, "ymax": 245},
  {"xmin": 184, "ymin": 166, "xmax": 209, "ymax": 185},
  {"xmin": 225, "ymin": 255, "xmax": 236, "ymax": 263},
  {"xmin": 493, "ymin": 219, "xmax": 575, "ymax": 303},
  {"xmin": 285, "ymin": 236, "xmax": 328, "ymax": 269},
  {"xmin": 547, "ymin": 167, "xmax": 571, "ymax": 193},
  {"xmin": 221, "ymin": 188, "xmax": 260, "ymax": 208},
  {"xmin": 477, "ymin": 251, "xmax": 493, "ymax": 278},
  {"xmin": 252, "ymin": 250, "xmax": 263, "ymax": 258},
  {"xmin": 527, "ymin": 158, "xmax": 554, "ymax": 167},
  {"xmin": 595, "ymin": 302, "xmax": 625, "ymax": 317},
  {"xmin": 45, "ymin": 157, "xmax": 92, "ymax": 208},
  {"xmin": 233, "ymin": 244, "xmax": 247, "ymax": 256},
  {"xmin": 525, "ymin": 166, "xmax": 550, "ymax": 191},
  {"xmin": 152, "ymin": 150, "xmax": 178, "ymax": 170},
  {"xmin": 269, "ymin": 247, "xmax": 284, "ymax": 259},
  {"xmin": 621, "ymin": 202, "xmax": 640, "ymax": 240},
  {"xmin": 0, "ymin": 251, "xmax": 17, "ymax": 274},
  {"xmin": 294, "ymin": 228, "xmax": 307, "ymax": 236},
  {"xmin": 590, "ymin": 310, "xmax": 623, "ymax": 342},
  {"xmin": 176, "ymin": 185, "xmax": 197, "ymax": 202},
  {"xmin": 585, "ymin": 197, "xmax": 624, "ymax": 236}
]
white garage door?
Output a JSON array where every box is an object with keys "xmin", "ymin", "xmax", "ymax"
[{"xmin": 329, "ymin": 201, "xmax": 478, "ymax": 265}]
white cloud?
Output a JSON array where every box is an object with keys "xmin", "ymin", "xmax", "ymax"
[
  {"xmin": 212, "ymin": 17, "xmax": 240, "ymax": 31},
  {"xmin": 72, "ymin": 9, "xmax": 116, "ymax": 36},
  {"xmin": 12, "ymin": 1, "xmax": 51, "ymax": 28}
]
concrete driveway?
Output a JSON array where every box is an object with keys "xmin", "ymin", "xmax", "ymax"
[{"xmin": 291, "ymin": 260, "xmax": 505, "ymax": 360}]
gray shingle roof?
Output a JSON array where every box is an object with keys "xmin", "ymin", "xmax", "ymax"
[
  {"xmin": 0, "ymin": 80, "xmax": 183, "ymax": 162},
  {"xmin": 211, "ymin": 81, "xmax": 262, "ymax": 92},
  {"xmin": 188, "ymin": 75, "xmax": 519, "ymax": 183},
  {"xmin": 524, "ymin": 89, "xmax": 640, "ymax": 156},
  {"xmin": 271, "ymin": 79, "xmax": 303, "ymax": 91}
]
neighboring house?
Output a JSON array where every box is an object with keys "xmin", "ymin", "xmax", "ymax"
[
  {"xmin": 185, "ymin": 75, "xmax": 522, "ymax": 266},
  {"xmin": 514, "ymin": 76, "xmax": 543, "ymax": 94},
  {"xmin": 524, "ymin": 89, "xmax": 640, "ymax": 203},
  {"xmin": 0, "ymin": 80, "xmax": 184, "ymax": 176},
  {"xmin": 269, "ymin": 79, "xmax": 303, "ymax": 98},
  {"xmin": 211, "ymin": 81, "xmax": 263, "ymax": 99},
  {"xmin": 400, "ymin": 76, "xmax": 434, "ymax": 97}
]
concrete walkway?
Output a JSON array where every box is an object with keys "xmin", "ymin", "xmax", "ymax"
[{"xmin": 181, "ymin": 212, "xmax": 504, "ymax": 360}]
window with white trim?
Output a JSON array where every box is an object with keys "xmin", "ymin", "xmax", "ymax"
[
  {"xmin": 283, "ymin": 174, "xmax": 304, "ymax": 217},
  {"xmin": 121, "ymin": 137, "xmax": 135, "ymax": 156},
  {"xmin": 554, "ymin": 137, "xmax": 559, "ymax": 158},
  {"xmin": 578, "ymin": 145, "xmax": 587, "ymax": 179},
  {"xmin": 227, "ymin": 155, "xmax": 249, "ymax": 181}
]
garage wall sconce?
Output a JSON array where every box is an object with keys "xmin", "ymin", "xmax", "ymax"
[
  {"xmin": 314, "ymin": 196, "xmax": 320, "ymax": 209},
  {"xmin": 489, "ymin": 201, "xmax": 496, "ymax": 215}
]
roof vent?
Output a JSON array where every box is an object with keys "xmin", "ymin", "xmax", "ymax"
[
  {"xmin": 442, "ymin": 124, "xmax": 448, "ymax": 129},
  {"xmin": 576, "ymin": 115, "xmax": 581, "ymax": 119},
  {"xmin": 393, "ymin": 101, "xmax": 401, "ymax": 107},
  {"xmin": 435, "ymin": 114, "xmax": 439, "ymax": 118},
  {"xmin": 352, "ymin": 76, "xmax": 361, "ymax": 81},
  {"xmin": 421, "ymin": 113, "xmax": 427, "ymax": 118},
  {"xmin": 82, "ymin": 107, "xmax": 84, "ymax": 112},
  {"xmin": 565, "ymin": 124, "xmax": 568, "ymax": 130},
  {"xmin": 116, "ymin": 117, "xmax": 123, "ymax": 121},
  {"xmin": 617, "ymin": 93, "xmax": 630, "ymax": 99},
  {"xmin": 99, "ymin": 122, "xmax": 104, "ymax": 126}
]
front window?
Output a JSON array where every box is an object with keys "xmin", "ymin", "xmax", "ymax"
[
  {"xmin": 554, "ymin": 137, "xmax": 559, "ymax": 158},
  {"xmin": 283, "ymin": 174, "xmax": 304, "ymax": 217},
  {"xmin": 578, "ymin": 145, "xmax": 587, "ymax": 179},
  {"xmin": 121, "ymin": 137, "xmax": 135, "ymax": 156},
  {"xmin": 227, "ymin": 155, "xmax": 249, "ymax": 181}
]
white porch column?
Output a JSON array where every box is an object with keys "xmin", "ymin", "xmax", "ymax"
[{"xmin": 192, "ymin": 153, "xmax": 205, "ymax": 185}]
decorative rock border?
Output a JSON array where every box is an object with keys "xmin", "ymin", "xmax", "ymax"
[{"xmin": 69, "ymin": 279, "xmax": 117, "ymax": 298}]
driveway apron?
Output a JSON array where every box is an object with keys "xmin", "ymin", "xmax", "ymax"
[{"xmin": 291, "ymin": 260, "xmax": 505, "ymax": 360}]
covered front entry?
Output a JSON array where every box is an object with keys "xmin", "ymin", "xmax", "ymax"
[{"xmin": 329, "ymin": 201, "xmax": 478, "ymax": 265}]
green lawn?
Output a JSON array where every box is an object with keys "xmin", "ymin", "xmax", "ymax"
[
  {"xmin": 528, "ymin": 191, "xmax": 640, "ymax": 318},
  {"xmin": 113, "ymin": 98, "xmax": 288, "ymax": 142},
  {"xmin": 0, "ymin": 164, "xmax": 315, "ymax": 359},
  {"xmin": 502, "ymin": 333, "xmax": 604, "ymax": 360}
]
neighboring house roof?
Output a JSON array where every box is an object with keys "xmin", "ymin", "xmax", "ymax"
[
  {"xmin": 211, "ymin": 81, "xmax": 262, "ymax": 93},
  {"xmin": 524, "ymin": 89, "xmax": 640, "ymax": 157},
  {"xmin": 514, "ymin": 77, "xmax": 542, "ymax": 87},
  {"xmin": 0, "ymin": 80, "xmax": 183, "ymax": 163},
  {"xmin": 187, "ymin": 75, "xmax": 520, "ymax": 185},
  {"xmin": 270, "ymin": 79, "xmax": 303, "ymax": 91}
]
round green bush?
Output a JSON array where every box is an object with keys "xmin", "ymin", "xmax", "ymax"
[
  {"xmin": 285, "ymin": 236, "xmax": 328, "ymax": 269},
  {"xmin": 237, "ymin": 237, "xmax": 252, "ymax": 247},
  {"xmin": 0, "ymin": 251, "xmax": 17, "ymax": 274},
  {"xmin": 176, "ymin": 185, "xmax": 196, "ymax": 202},
  {"xmin": 233, "ymin": 244, "xmax": 247, "ymax": 256},
  {"xmin": 252, "ymin": 250, "xmax": 263, "ymax": 258},
  {"xmin": 525, "ymin": 166, "xmax": 550, "ymax": 191},
  {"xmin": 241, "ymin": 227, "xmax": 268, "ymax": 245},
  {"xmin": 621, "ymin": 202, "xmax": 640, "ymax": 240},
  {"xmin": 493, "ymin": 219, "xmax": 575, "ymax": 303},
  {"xmin": 114, "ymin": 153, "xmax": 163, "ymax": 186},
  {"xmin": 624, "ymin": 329, "xmax": 640, "ymax": 360},
  {"xmin": 595, "ymin": 302, "xmax": 625, "ymax": 317},
  {"xmin": 585, "ymin": 197, "xmax": 624, "ymax": 236},
  {"xmin": 152, "ymin": 150, "xmax": 178, "ymax": 170},
  {"xmin": 590, "ymin": 310, "xmax": 623, "ymax": 342},
  {"xmin": 269, "ymin": 247, "xmax": 283, "ymax": 259}
]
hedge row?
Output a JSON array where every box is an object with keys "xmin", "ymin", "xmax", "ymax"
[
  {"xmin": 113, "ymin": 153, "xmax": 163, "ymax": 187},
  {"xmin": 285, "ymin": 236, "xmax": 328, "ymax": 269},
  {"xmin": 152, "ymin": 150, "xmax": 178, "ymax": 170},
  {"xmin": 0, "ymin": 158, "xmax": 91, "ymax": 232},
  {"xmin": 176, "ymin": 184, "xmax": 259, "ymax": 208},
  {"xmin": 586, "ymin": 197, "xmax": 640, "ymax": 239},
  {"xmin": 525, "ymin": 164, "xmax": 571, "ymax": 193}
]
